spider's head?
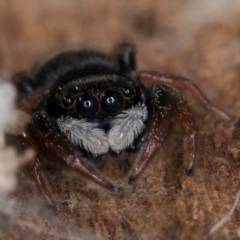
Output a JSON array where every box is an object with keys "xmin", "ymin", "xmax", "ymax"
[
  {"xmin": 46, "ymin": 74, "xmax": 149, "ymax": 155},
  {"xmin": 48, "ymin": 74, "xmax": 142, "ymax": 121}
]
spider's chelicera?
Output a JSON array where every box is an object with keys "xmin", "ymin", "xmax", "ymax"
[{"xmin": 14, "ymin": 41, "xmax": 235, "ymax": 211}]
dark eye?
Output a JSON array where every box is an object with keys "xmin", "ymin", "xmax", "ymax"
[
  {"xmin": 101, "ymin": 90, "xmax": 124, "ymax": 113},
  {"xmin": 62, "ymin": 95, "xmax": 74, "ymax": 108},
  {"xmin": 76, "ymin": 94, "xmax": 99, "ymax": 117}
]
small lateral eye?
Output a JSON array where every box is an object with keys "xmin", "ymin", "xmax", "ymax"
[
  {"xmin": 101, "ymin": 90, "xmax": 124, "ymax": 113},
  {"xmin": 123, "ymin": 86, "xmax": 134, "ymax": 97},
  {"xmin": 62, "ymin": 95, "xmax": 74, "ymax": 108},
  {"xmin": 76, "ymin": 94, "xmax": 99, "ymax": 117}
]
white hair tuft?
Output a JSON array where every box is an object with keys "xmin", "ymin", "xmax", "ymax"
[
  {"xmin": 108, "ymin": 103, "xmax": 148, "ymax": 151},
  {"xmin": 57, "ymin": 117, "xmax": 109, "ymax": 155}
]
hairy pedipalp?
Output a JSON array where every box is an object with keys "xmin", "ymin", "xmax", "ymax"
[
  {"xmin": 108, "ymin": 103, "xmax": 148, "ymax": 151},
  {"xmin": 57, "ymin": 117, "xmax": 109, "ymax": 155}
]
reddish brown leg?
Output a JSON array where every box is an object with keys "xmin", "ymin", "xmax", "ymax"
[
  {"xmin": 19, "ymin": 91, "xmax": 117, "ymax": 210},
  {"xmin": 174, "ymin": 94, "xmax": 198, "ymax": 177},
  {"xmin": 27, "ymin": 110, "xmax": 117, "ymax": 192},
  {"xmin": 128, "ymin": 85, "xmax": 198, "ymax": 183},
  {"xmin": 136, "ymin": 71, "xmax": 235, "ymax": 123},
  {"xmin": 21, "ymin": 130, "xmax": 58, "ymax": 213},
  {"xmin": 17, "ymin": 89, "xmax": 49, "ymax": 112},
  {"xmin": 12, "ymin": 71, "xmax": 37, "ymax": 96},
  {"xmin": 128, "ymin": 86, "xmax": 174, "ymax": 184},
  {"xmin": 116, "ymin": 41, "xmax": 136, "ymax": 73}
]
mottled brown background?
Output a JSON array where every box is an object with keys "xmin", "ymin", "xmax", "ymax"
[{"xmin": 1, "ymin": 0, "xmax": 240, "ymax": 239}]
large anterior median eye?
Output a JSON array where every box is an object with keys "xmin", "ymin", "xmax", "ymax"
[
  {"xmin": 76, "ymin": 94, "xmax": 99, "ymax": 117},
  {"xmin": 101, "ymin": 90, "xmax": 124, "ymax": 113}
]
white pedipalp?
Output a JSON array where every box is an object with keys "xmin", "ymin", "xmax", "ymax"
[
  {"xmin": 108, "ymin": 103, "xmax": 148, "ymax": 152},
  {"xmin": 57, "ymin": 117, "xmax": 109, "ymax": 155},
  {"xmin": 57, "ymin": 103, "xmax": 148, "ymax": 155}
]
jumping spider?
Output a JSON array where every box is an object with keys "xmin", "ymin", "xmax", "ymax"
[{"xmin": 14, "ymin": 41, "xmax": 234, "ymax": 210}]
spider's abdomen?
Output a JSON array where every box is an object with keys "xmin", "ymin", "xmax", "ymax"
[{"xmin": 30, "ymin": 50, "xmax": 117, "ymax": 91}]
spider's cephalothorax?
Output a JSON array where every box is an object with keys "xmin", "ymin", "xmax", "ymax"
[
  {"xmin": 29, "ymin": 50, "xmax": 150, "ymax": 156},
  {"xmin": 15, "ymin": 41, "xmax": 235, "ymax": 211}
]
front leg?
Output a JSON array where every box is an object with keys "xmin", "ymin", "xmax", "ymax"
[
  {"xmin": 21, "ymin": 109, "xmax": 117, "ymax": 210},
  {"xmin": 128, "ymin": 85, "xmax": 175, "ymax": 184},
  {"xmin": 27, "ymin": 109, "xmax": 117, "ymax": 193},
  {"xmin": 128, "ymin": 85, "xmax": 198, "ymax": 184},
  {"xmin": 21, "ymin": 130, "xmax": 58, "ymax": 212}
]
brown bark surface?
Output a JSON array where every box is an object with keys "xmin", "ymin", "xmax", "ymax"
[{"xmin": 1, "ymin": 1, "xmax": 240, "ymax": 239}]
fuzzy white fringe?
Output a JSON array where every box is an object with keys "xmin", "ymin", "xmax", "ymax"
[{"xmin": 0, "ymin": 77, "xmax": 31, "ymax": 195}]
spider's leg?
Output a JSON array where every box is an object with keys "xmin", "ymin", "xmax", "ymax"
[
  {"xmin": 12, "ymin": 71, "xmax": 37, "ymax": 96},
  {"xmin": 128, "ymin": 86, "xmax": 175, "ymax": 184},
  {"xmin": 128, "ymin": 85, "xmax": 198, "ymax": 184},
  {"xmin": 116, "ymin": 41, "xmax": 136, "ymax": 73},
  {"xmin": 174, "ymin": 93, "xmax": 198, "ymax": 177},
  {"xmin": 17, "ymin": 89, "xmax": 49, "ymax": 112},
  {"xmin": 21, "ymin": 130, "xmax": 58, "ymax": 213},
  {"xmin": 27, "ymin": 110, "xmax": 117, "ymax": 192},
  {"xmin": 137, "ymin": 71, "xmax": 235, "ymax": 123}
]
